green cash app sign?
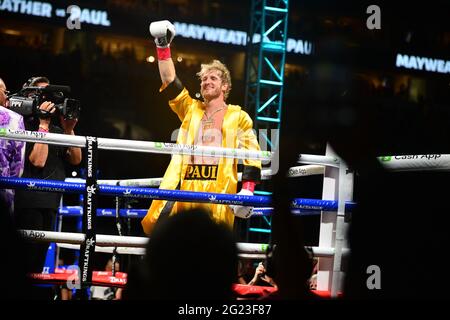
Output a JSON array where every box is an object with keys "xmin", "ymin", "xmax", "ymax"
[
  {"xmin": 379, "ymin": 156, "xmax": 392, "ymax": 162},
  {"xmin": 262, "ymin": 151, "xmax": 271, "ymax": 158},
  {"xmin": 0, "ymin": 128, "xmax": 6, "ymax": 136}
]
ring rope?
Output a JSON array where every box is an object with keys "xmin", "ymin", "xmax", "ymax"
[
  {"xmin": 20, "ymin": 229, "xmax": 147, "ymax": 247},
  {"xmin": 56, "ymin": 243, "xmax": 269, "ymax": 259},
  {"xmin": 57, "ymin": 243, "xmax": 146, "ymax": 255},
  {"xmin": 30, "ymin": 271, "xmax": 288, "ymax": 299},
  {"xmin": 298, "ymin": 154, "xmax": 341, "ymax": 167},
  {"xmin": 298, "ymin": 153, "xmax": 450, "ymax": 171},
  {"xmin": 29, "ymin": 270, "xmax": 127, "ymax": 288},
  {"xmin": 3, "ymin": 130, "xmax": 447, "ymax": 171},
  {"xmin": 66, "ymin": 177, "xmax": 164, "ymax": 187},
  {"xmin": 235, "ymin": 253, "xmax": 268, "ymax": 260},
  {"xmin": 30, "ymin": 272, "xmax": 281, "ymax": 295},
  {"xmin": 19, "ymin": 229, "xmax": 346, "ymax": 257},
  {"xmin": 0, "ymin": 129, "xmax": 272, "ymax": 161},
  {"xmin": 58, "ymin": 206, "xmax": 328, "ymax": 217},
  {"xmin": 0, "ymin": 177, "xmax": 356, "ymax": 210},
  {"xmin": 30, "ymin": 271, "xmax": 280, "ymax": 296},
  {"xmin": 376, "ymin": 154, "xmax": 450, "ymax": 171},
  {"xmin": 64, "ymin": 165, "xmax": 325, "ymax": 187}
]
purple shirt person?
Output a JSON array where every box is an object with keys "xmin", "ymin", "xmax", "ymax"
[{"xmin": 0, "ymin": 78, "xmax": 25, "ymax": 214}]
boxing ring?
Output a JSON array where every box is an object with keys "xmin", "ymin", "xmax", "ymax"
[{"xmin": 1, "ymin": 129, "xmax": 448, "ymax": 298}]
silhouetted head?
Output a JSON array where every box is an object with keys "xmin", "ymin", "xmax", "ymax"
[{"xmin": 132, "ymin": 208, "xmax": 238, "ymax": 300}]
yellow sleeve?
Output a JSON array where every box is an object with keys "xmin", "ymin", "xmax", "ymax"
[
  {"xmin": 168, "ymin": 87, "xmax": 195, "ymax": 121},
  {"xmin": 238, "ymin": 110, "xmax": 262, "ymax": 174}
]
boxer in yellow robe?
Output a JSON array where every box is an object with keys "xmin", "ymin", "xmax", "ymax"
[{"xmin": 142, "ymin": 20, "xmax": 261, "ymax": 235}]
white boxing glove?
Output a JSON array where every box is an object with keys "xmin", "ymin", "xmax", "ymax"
[
  {"xmin": 230, "ymin": 188, "xmax": 254, "ymax": 219},
  {"xmin": 149, "ymin": 20, "xmax": 176, "ymax": 48}
]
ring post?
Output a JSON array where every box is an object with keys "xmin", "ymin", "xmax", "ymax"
[
  {"xmin": 78, "ymin": 136, "xmax": 99, "ymax": 293},
  {"xmin": 317, "ymin": 144, "xmax": 353, "ymax": 297}
]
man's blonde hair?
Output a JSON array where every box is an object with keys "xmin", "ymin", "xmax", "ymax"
[{"xmin": 196, "ymin": 60, "xmax": 232, "ymax": 100}]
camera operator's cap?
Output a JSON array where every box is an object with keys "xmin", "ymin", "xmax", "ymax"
[{"xmin": 23, "ymin": 76, "xmax": 50, "ymax": 88}]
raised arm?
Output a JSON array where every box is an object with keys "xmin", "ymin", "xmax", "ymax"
[{"xmin": 149, "ymin": 20, "xmax": 176, "ymax": 86}]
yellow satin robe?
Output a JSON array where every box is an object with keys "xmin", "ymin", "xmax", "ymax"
[{"xmin": 141, "ymin": 88, "xmax": 261, "ymax": 235}]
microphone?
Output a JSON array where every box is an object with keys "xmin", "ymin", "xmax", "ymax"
[{"xmin": 43, "ymin": 85, "xmax": 71, "ymax": 94}]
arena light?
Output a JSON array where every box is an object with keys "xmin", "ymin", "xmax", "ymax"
[
  {"xmin": 146, "ymin": 56, "xmax": 155, "ymax": 63},
  {"xmin": 1, "ymin": 28, "xmax": 22, "ymax": 36}
]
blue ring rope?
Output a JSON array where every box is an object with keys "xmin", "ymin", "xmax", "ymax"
[
  {"xmin": 58, "ymin": 207, "xmax": 328, "ymax": 218},
  {"xmin": 0, "ymin": 177, "xmax": 356, "ymax": 211}
]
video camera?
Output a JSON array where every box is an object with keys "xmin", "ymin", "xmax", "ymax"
[{"xmin": 8, "ymin": 85, "xmax": 81, "ymax": 120}]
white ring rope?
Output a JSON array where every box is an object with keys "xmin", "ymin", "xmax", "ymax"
[
  {"xmin": 20, "ymin": 229, "xmax": 344, "ymax": 257},
  {"xmin": 377, "ymin": 154, "xmax": 450, "ymax": 172},
  {"xmin": 4, "ymin": 130, "xmax": 447, "ymax": 171},
  {"xmin": 308, "ymin": 246, "xmax": 350, "ymax": 258},
  {"xmin": 19, "ymin": 229, "xmax": 147, "ymax": 248},
  {"xmin": 57, "ymin": 243, "xmax": 146, "ymax": 255},
  {"xmin": 65, "ymin": 177, "xmax": 163, "ymax": 187},
  {"xmin": 5, "ymin": 130, "xmax": 445, "ymax": 171},
  {"xmin": 236, "ymin": 253, "xmax": 268, "ymax": 260},
  {"xmin": 286, "ymin": 165, "xmax": 325, "ymax": 178},
  {"xmin": 57, "ymin": 243, "xmax": 268, "ymax": 259},
  {"xmin": 65, "ymin": 165, "xmax": 325, "ymax": 187},
  {"xmin": 298, "ymin": 154, "xmax": 341, "ymax": 167},
  {"xmin": 0, "ymin": 129, "xmax": 272, "ymax": 161},
  {"xmin": 299, "ymin": 153, "xmax": 450, "ymax": 171}
]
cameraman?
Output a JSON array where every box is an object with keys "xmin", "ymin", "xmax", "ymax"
[{"xmin": 14, "ymin": 77, "xmax": 81, "ymax": 295}]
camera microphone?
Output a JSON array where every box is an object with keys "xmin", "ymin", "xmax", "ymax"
[{"xmin": 42, "ymin": 85, "xmax": 71, "ymax": 94}]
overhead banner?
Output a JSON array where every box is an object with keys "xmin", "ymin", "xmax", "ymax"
[
  {"xmin": 0, "ymin": 1, "xmax": 312, "ymax": 55},
  {"xmin": 0, "ymin": 0, "xmax": 111, "ymax": 27},
  {"xmin": 173, "ymin": 21, "xmax": 313, "ymax": 55},
  {"xmin": 395, "ymin": 53, "xmax": 450, "ymax": 74}
]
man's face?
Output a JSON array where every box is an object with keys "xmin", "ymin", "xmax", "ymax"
[
  {"xmin": 0, "ymin": 80, "xmax": 8, "ymax": 106},
  {"xmin": 200, "ymin": 69, "xmax": 228, "ymax": 101}
]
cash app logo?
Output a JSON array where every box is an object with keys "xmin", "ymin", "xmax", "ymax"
[
  {"xmin": 262, "ymin": 151, "xmax": 271, "ymax": 158},
  {"xmin": 0, "ymin": 128, "xmax": 6, "ymax": 136},
  {"xmin": 379, "ymin": 156, "xmax": 392, "ymax": 162}
]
